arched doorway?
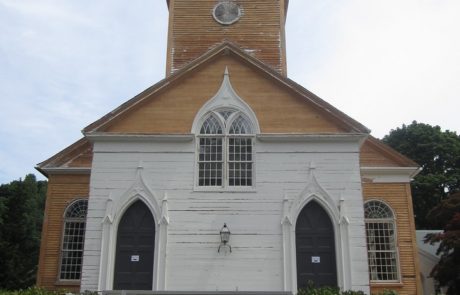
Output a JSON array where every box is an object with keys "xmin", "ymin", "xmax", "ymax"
[
  {"xmin": 296, "ymin": 201, "xmax": 337, "ymax": 289},
  {"xmin": 114, "ymin": 200, "xmax": 156, "ymax": 290}
]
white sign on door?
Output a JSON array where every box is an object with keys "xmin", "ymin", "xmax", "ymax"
[
  {"xmin": 311, "ymin": 256, "xmax": 320, "ymax": 263},
  {"xmin": 131, "ymin": 255, "xmax": 140, "ymax": 262}
]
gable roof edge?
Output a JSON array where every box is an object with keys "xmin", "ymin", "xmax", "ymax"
[
  {"xmin": 365, "ymin": 136, "xmax": 420, "ymax": 167},
  {"xmin": 36, "ymin": 137, "xmax": 92, "ymax": 177},
  {"xmin": 83, "ymin": 41, "xmax": 370, "ymax": 134}
]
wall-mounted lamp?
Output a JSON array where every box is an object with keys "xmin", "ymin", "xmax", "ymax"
[{"xmin": 218, "ymin": 223, "xmax": 231, "ymax": 253}]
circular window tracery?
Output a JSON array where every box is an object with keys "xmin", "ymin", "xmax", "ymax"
[{"xmin": 212, "ymin": 1, "xmax": 242, "ymax": 25}]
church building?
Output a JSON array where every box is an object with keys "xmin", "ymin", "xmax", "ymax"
[{"xmin": 36, "ymin": 1, "xmax": 422, "ymax": 294}]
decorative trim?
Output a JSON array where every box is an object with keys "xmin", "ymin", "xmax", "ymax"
[
  {"xmin": 192, "ymin": 67, "xmax": 259, "ymax": 191},
  {"xmin": 96, "ymin": 165, "xmax": 168, "ymax": 291},
  {"xmin": 281, "ymin": 163, "xmax": 352, "ymax": 292},
  {"xmin": 156, "ymin": 193, "xmax": 169, "ymax": 290},
  {"xmin": 339, "ymin": 197, "xmax": 352, "ymax": 290},
  {"xmin": 361, "ymin": 167, "xmax": 420, "ymax": 183},
  {"xmin": 191, "ymin": 67, "xmax": 260, "ymax": 134},
  {"xmin": 40, "ymin": 167, "xmax": 91, "ymax": 175},
  {"xmin": 257, "ymin": 133, "xmax": 367, "ymax": 143}
]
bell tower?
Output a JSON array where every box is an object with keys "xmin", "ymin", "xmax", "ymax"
[{"xmin": 165, "ymin": 0, "xmax": 289, "ymax": 76}]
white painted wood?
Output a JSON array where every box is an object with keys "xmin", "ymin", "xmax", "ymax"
[
  {"xmin": 360, "ymin": 166, "xmax": 420, "ymax": 183},
  {"xmin": 81, "ymin": 137, "xmax": 376, "ymax": 293},
  {"xmin": 191, "ymin": 67, "xmax": 260, "ymax": 134}
]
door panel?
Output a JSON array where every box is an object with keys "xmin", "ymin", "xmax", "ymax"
[
  {"xmin": 114, "ymin": 200, "xmax": 155, "ymax": 290},
  {"xmin": 296, "ymin": 201, "xmax": 337, "ymax": 289}
]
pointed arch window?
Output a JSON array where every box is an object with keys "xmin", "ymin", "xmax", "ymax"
[
  {"xmin": 364, "ymin": 200, "xmax": 400, "ymax": 282},
  {"xmin": 197, "ymin": 109, "xmax": 254, "ymax": 188},
  {"xmin": 59, "ymin": 199, "xmax": 88, "ymax": 281}
]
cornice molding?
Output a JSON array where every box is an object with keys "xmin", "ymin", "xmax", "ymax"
[
  {"xmin": 38, "ymin": 167, "xmax": 91, "ymax": 175},
  {"xmin": 84, "ymin": 133, "xmax": 194, "ymax": 143},
  {"xmin": 257, "ymin": 133, "xmax": 368, "ymax": 143},
  {"xmin": 361, "ymin": 166, "xmax": 421, "ymax": 183}
]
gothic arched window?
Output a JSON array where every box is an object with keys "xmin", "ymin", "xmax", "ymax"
[
  {"xmin": 364, "ymin": 200, "xmax": 400, "ymax": 282},
  {"xmin": 198, "ymin": 109, "xmax": 254, "ymax": 188},
  {"xmin": 59, "ymin": 199, "xmax": 88, "ymax": 280}
]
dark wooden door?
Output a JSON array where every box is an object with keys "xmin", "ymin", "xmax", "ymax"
[
  {"xmin": 114, "ymin": 200, "xmax": 155, "ymax": 290},
  {"xmin": 296, "ymin": 201, "xmax": 337, "ymax": 289}
]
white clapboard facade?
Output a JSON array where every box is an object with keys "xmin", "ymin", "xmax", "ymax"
[{"xmin": 81, "ymin": 69, "xmax": 368, "ymax": 292}]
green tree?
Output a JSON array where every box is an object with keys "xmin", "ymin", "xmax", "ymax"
[
  {"xmin": 425, "ymin": 192, "xmax": 460, "ymax": 295},
  {"xmin": 0, "ymin": 174, "xmax": 47, "ymax": 290},
  {"xmin": 383, "ymin": 121, "xmax": 460, "ymax": 229}
]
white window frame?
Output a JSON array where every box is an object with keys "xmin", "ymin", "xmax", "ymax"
[
  {"xmin": 364, "ymin": 199, "xmax": 401, "ymax": 283},
  {"xmin": 58, "ymin": 198, "xmax": 88, "ymax": 282},
  {"xmin": 195, "ymin": 109, "xmax": 256, "ymax": 191}
]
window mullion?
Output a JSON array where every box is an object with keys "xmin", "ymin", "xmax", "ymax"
[{"xmin": 224, "ymin": 135, "xmax": 228, "ymax": 187}]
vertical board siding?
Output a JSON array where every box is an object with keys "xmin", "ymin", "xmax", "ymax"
[
  {"xmin": 80, "ymin": 139, "xmax": 367, "ymax": 291},
  {"xmin": 363, "ymin": 183, "xmax": 420, "ymax": 295},
  {"xmin": 36, "ymin": 174, "xmax": 90, "ymax": 291}
]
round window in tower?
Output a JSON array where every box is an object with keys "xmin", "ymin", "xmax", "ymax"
[{"xmin": 212, "ymin": 2, "xmax": 242, "ymax": 25}]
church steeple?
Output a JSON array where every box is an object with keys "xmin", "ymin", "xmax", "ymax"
[{"xmin": 165, "ymin": 0, "xmax": 289, "ymax": 76}]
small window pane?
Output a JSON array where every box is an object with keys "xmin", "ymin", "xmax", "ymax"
[{"xmin": 199, "ymin": 162, "xmax": 223, "ymax": 186}]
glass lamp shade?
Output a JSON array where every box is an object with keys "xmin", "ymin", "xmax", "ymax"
[{"xmin": 220, "ymin": 223, "xmax": 231, "ymax": 244}]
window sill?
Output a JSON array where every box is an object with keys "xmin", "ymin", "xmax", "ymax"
[
  {"xmin": 54, "ymin": 280, "xmax": 81, "ymax": 286},
  {"xmin": 370, "ymin": 282, "xmax": 403, "ymax": 288},
  {"xmin": 193, "ymin": 186, "xmax": 257, "ymax": 193}
]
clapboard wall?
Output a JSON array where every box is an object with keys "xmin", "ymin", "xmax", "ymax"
[
  {"xmin": 36, "ymin": 174, "xmax": 90, "ymax": 292},
  {"xmin": 80, "ymin": 136, "xmax": 369, "ymax": 293}
]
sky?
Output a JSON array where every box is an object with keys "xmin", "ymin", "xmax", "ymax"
[{"xmin": 0, "ymin": 0, "xmax": 459, "ymax": 184}]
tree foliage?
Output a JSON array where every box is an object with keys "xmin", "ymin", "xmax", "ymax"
[
  {"xmin": 0, "ymin": 174, "xmax": 47, "ymax": 290},
  {"xmin": 383, "ymin": 121, "xmax": 460, "ymax": 229},
  {"xmin": 425, "ymin": 192, "xmax": 460, "ymax": 295}
]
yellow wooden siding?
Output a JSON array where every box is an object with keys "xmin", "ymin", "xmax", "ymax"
[
  {"xmin": 363, "ymin": 183, "xmax": 421, "ymax": 295},
  {"xmin": 105, "ymin": 55, "xmax": 346, "ymax": 134},
  {"xmin": 67, "ymin": 146, "xmax": 93, "ymax": 167},
  {"xmin": 36, "ymin": 174, "xmax": 89, "ymax": 291},
  {"xmin": 360, "ymin": 139, "xmax": 402, "ymax": 167}
]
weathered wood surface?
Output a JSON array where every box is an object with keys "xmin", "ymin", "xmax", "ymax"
[
  {"xmin": 167, "ymin": 0, "xmax": 287, "ymax": 75},
  {"xmin": 105, "ymin": 56, "xmax": 347, "ymax": 134},
  {"xmin": 81, "ymin": 138, "xmax": 368, "ymax": 292}
]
